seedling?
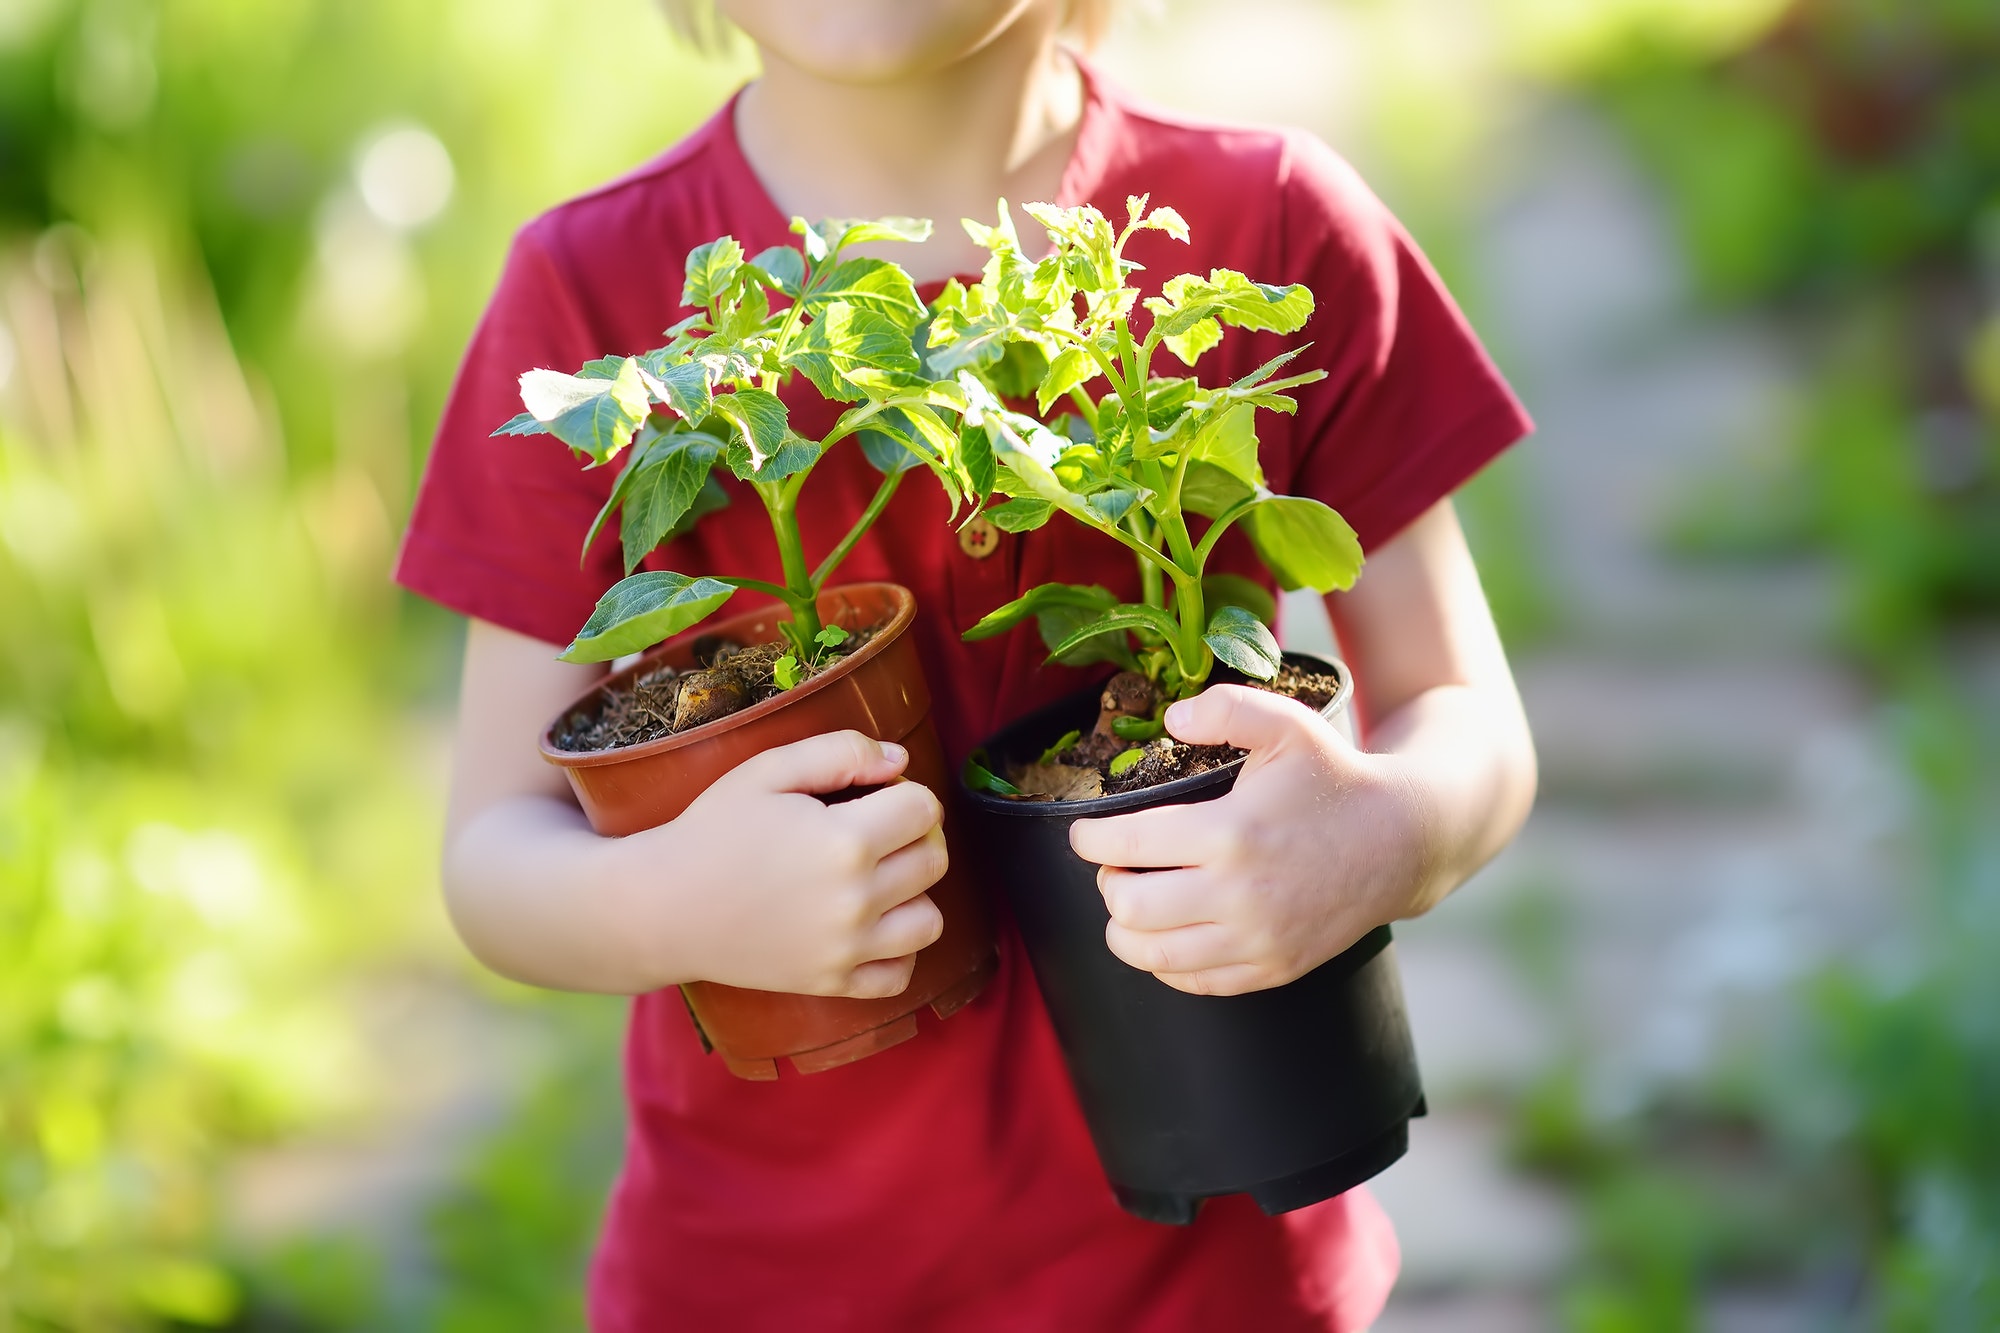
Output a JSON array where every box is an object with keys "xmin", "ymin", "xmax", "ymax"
[
  {"xmin": 496, "ymin": 218, "xmax": 979, "ymax": 669},
  {"xmin": 927, "ymin": 196, "xmax": 1364, "ymax": 709}
]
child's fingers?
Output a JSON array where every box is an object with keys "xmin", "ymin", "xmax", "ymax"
[
  {"xmin": 1069, "ymin": 803, "xmax": 1230, "ymax": 869},
  {"xmin": 1095, "ymin": 865, "xmax": 1218, "ymax": 933},
  {"xmin": 864, "ymin": 827, "xmax": 950, "ymax": 912},
  {"xmin": 840, "ymin": 953, "xmax": 919, "ymax": 1000},
  {"xmin": 732, "ymin": 730, "xmax": 909, "ymax": 796},
  {"xmin": 857, "ymin": 888, "xmax": 945, "ymax": 963},
  {"xmin": 1103, "ymin": 919, "xmax": 1240, "ymax": 979},
  {"xmin": 1163, "ymin": 684, "xmax": 1316, "ymax": 752},
  {"xmin": 839, "ymin": 782, "xmax": 945, "ymax": 862},
  {"xmin": 1153, "ymin": 963, "xmax": 1271, "ymax": 998}
]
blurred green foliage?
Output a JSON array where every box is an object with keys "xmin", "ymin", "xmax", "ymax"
[
  {"xmin": 1, "ymin": 0, "xmax": 740, "ymax": 1326},
  {"xmin": 1592, "ymin": 0, "xmax": 2000, "ymax": 660}
]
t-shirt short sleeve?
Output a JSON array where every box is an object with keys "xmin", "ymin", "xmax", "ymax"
[
  {"xmin": 394, "ymin": 222, "xmax": 624, "ymax": 648},
  {"xmin": 1274, "ymin": 132, "xmax": 1532, "ymax": 552}
]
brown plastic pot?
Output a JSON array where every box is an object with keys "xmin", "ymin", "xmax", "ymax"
[{"xmin": 539, "ymin": 582, "xmax": 995, "ymax": 1080}]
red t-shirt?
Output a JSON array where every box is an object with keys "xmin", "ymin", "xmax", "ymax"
[{"xmin": 397, "ymin": 65, "xmax": 1530, "ymax": 1333}]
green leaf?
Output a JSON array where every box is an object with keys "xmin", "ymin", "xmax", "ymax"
[
  {"xmin": 1036, "ymin": 601, "xmax": 1140, "ymax": 670},
  {"xmin": 637, "ymin": 357, "xmax": 714, "ymax": 423},
  {"xmin": 773, "ymin": 654, "xmax": 801, "ymax": 690},
  {"xmin": 1181, "ymin": 460, "xmax": 1256, "ymax": 519},
  {"xmin": 725, "ymin": 429, "xmax": 819, "ymax": 483},
  {"xmin": 958, "ymin": 417, "xmax": 996, "ymax": 502},
  {"xmin": 1187, "ymin": 404, "xmax": 1263, "ymax": 489},
  {"xmin": 1045, "ymin": 603, "xmax": 1183, "ymax": 662},
  {"xmin": 963, "ymin": 750, "xmax": 1022, "ymax": 797},
  {"xmin": 805, "ymin": 258, "xmax": 924, "ymax": 330},
  {"xmin": 492, "ymin": 411, "xmax": 546, "ymax": 437},
  {"xmin": 1162, "ymin": 316, "xmax": 1222, "ymax": 367},
  {"xmin": 1035, "ymin": 345, "xmax": 1097, "ymax": 415},
  {"xmin": 791, "ymin": 301, "xmax": 923, "ymax": 402},
  {"xmin": 1111, "ymin": 714, "xmax": 1165, "ymax": 741},
  {"xmin": 963, "ymin": 582, "xmax": 1118, "ymax": 641},
  {"xmin": 523, "ymin": 359, "xmax": 651, "ymax": 464},
  {"xmin": 821, "ymin": 216, "xmax": 932, "ymax": 251},
  {"xmin": 711, "ymin": 387, "xmax": 790, "ymax": 471},
  {"xmin": 984, "ymin": 497, "xmax": 1053, "ymax": 532},
  {"xmin": 814, "ymin": 625, "xmax": 849, "ymax": 649},
  {"xmin": 560, "ymin": 571, "xmax": 737, "ymax": 663},
  {"xmin": 1144, "ymin": 269, "xmax": 1315, "ymax": 338},
  {"xmin": 1108, "ymin": 747, "xmax": 1144, "ymax": 777},
  {"xmin": 857, "ymin": 412, "xmax": 922, "ymax": 475},
  {"xmin": 1083, "ymin": 486, "xmax": 1146, "ymax": 526},
  {"xmin": 1203, "ymin": 604, "xmax": 1282, "ymax": 680},
  {"xmin": 1201, "ymin": 572, "xmax": 1277, "ymax": 625},
  {"xmin": 576, "ymin": 355, "xmax": 629, "ymax": 380},
  {"xmin": 747, "ymin": 246, "xmax": 806, "ymax": 295},
  {"xmin": 1037, "ymin": 729, "xmax": 1082, "ymax": 764},
  {"xmin": 619, "ymin": 433, "xmax": 724, "ymax": 572},
  {"xmin": 1243, "ymin": 495, "xmax": 1364, "ymax": 593},
  {"xmin": 682, "ymin": 237, "xmax": 745, "ymax": 308}
]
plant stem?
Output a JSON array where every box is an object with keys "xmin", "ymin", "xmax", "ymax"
[
  {"xmin": 758, "ymin": 479, "xmax": 822, "ymax": 643},
  {"xmin": 1169, "ymin": 568, "xmax": 1212, "ymax": 694},
  {"xmin": 812, "ymin": 465, "xmax": 904, "ymax": 588},
  {"xmin": 1129, "ymin": 512, "xmax": 1165, "ymax": 608}
]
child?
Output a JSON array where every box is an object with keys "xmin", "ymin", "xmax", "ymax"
[{"xmin": 395, "ymin": 0, "xmax": 1538, "ymax": 1327}]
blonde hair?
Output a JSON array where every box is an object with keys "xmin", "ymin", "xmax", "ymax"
[{"xmin": 657, "ymin": 0, "xmax": 1123, "ymax": 54}]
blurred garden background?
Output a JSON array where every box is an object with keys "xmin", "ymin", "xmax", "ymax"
[{"xmin": 1, "ymin": 0, "xmax": 1995, "ymax": 1328}]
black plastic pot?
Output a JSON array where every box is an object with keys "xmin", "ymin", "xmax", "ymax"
[{"xmin": 960, "ymin": 653, "xmax": 1425, "ymax": 1225}]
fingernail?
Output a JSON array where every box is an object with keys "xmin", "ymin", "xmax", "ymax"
[
  {"xmin": 880, "ymin": 741, "xmax": 907, "ymax": 764},
  {"xmin": 1165, "ymin": 701, "xmax": 1192, "ymax": 731}
]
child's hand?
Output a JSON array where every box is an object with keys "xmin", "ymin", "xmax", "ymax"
[
  {"xmin": 618, "ymin": 731, "xmax": 948, "ymax": 999},
  {"xmin": 1068, "ymin": 686, "xmax": 1426, "ymax": 997}
]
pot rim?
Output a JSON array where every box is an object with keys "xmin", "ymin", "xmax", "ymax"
[
  {"xmin": 963, "ymin": 652, "xmax": 1353, "ymax": 818},
  {"xmin": 539, "ymin": 581, "xmax": 916, "ymax": 771}
]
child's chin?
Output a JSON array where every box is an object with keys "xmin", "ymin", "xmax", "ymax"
[{"xmin": 728, "ymin": 0, "xmax": 1040, "ymax": 83}]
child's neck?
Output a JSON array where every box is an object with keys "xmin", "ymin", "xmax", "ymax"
[{"xmin": 734, "ymin": 21, "xmax": 1085, "ymax": 285}]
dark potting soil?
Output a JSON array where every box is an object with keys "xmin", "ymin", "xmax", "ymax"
[
  {"xmin": 1003, "ymin": 662, "xmax": 1345, "ymax": 802},
  {"xmin": 551, "ymin": 626, "xmax": 880, "ymax": 754}
]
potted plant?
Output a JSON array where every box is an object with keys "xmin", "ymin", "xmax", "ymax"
[
  {"xmin": 926, "ymin": 198, "xmax": 1425, "ymax": 1223},
  {"xmin": 499, "ymin": 216, "xmax": 996, "ymax": 1079}
]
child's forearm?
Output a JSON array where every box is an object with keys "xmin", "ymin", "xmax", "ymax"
[
  {"xmin": 1363, "ymin": 679, "xmax": 1538, "ymax": 920},
  {"xmin": 442, "ymin": 793, "xmax": 674, "ymax": 995}
]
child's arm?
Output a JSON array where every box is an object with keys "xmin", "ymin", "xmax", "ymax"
[
  {"xmin": 440, "ymin": 619, "xmax": 949, "ymax": 998},
  {"xmin": 1068, "ymin": 498, "xmax": 1537, "ymax": 996}
]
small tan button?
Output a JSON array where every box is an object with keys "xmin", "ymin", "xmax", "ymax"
[{"xmin": 958, "ymin": 515, "xmax": 1001, "ymax": 560}]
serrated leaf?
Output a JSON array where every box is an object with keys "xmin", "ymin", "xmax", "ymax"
[
  {"xmin": 682, "ymin": 236, "xmax": 745, "ymax": 308},
  {"xmin": 791, "ymin": 301, "xmax": 922, "ymax": 402},
  {"xmin": 725, "ymin": 429, "xmax": 818, "ymax": 483},
  {"xmin": 637, "ymin": 357, "xmax": 714, "ymax": 423},
  {"xmin": 747, "ymin": 246, "xmax": 806, "ymax": 295},
  {"xmin": 576, "ymin": 355, "xmax": 629, "ymax": 380},
  {"xmin": 1162, "ymin": 316, "xmax": 1222, "ymax": 367},
  {"xmin": 534, "ymin": 359, "xmax": 651, "ymax": 464},
  {"xmin": 519, "ymin": 368, "xmax": 609, "ymax": 421},
  {"xmin": 492, "ymin": 412, "xmax": 547, "ymax": 437},
  {"xmin": 710, "ymin": 387, "xmax": 790, "ymax": 471},
  {"xmin": 958, "ymin": 419, "xmax": 996, "ymax": 502},
  {"xmin": 1243, "ymin": 494, "xmax": 1364, "ymax": 593},
  {"xmin": 1203, "ymin": 604, "xmax": 1283, "ymax": 680},
  {"xmin": 559, "ymin": 571, "xmax": 737, "ymax": 663},
  {"xmin": 1144, "ymin": 269, "xmax": 1315, "ymax": 338},
  {"xmin": 1201, "ymin": 572, "xmax": 1277, "ymax": 626},
  {"xmin": 804, "ymin": 258, "xmax": 924, "ymax": 330},
  {"xmin": 984, "ymin": 497, "xmax": 1053, "ymax": 532},
  {"xmin": 619, "ymin": 433, "xmax": 724, "ymax": 572}
]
